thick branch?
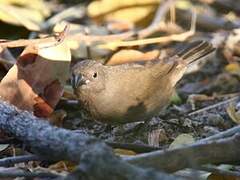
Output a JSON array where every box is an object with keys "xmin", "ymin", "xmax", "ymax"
[
  {"xmin": 0, "ymin": 100, "xmax": 179, "ymax": 180},
  {"xmin": 125, "ymin": 133, "xmax": 240, "ymax": 172}
]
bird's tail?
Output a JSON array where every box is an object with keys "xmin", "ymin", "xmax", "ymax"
[{"xmin": 176, "ymin": 40, "xmax": 215, "ymax": 65}]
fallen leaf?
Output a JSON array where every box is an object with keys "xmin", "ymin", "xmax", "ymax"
[
  {"xmin": 207, "ymin": 165, "xmax": 240, "ymax": 180},
  {"xmin": 0, "ymin": 144, "xmax": 8, "ymax": 152},
  {"xmin": 208, "ymin": 173, "xmax": 239, "ymax": 180},
  {"xmin": 169, "ymin": 134, "xmax": 194, "ymax": 149},
  {"xmin": 87, "ymin": 0, "xmax": 160, "ymax": 26},
  {"xmin": 225, "ymin": 63, "xmax": 240, "ymax": 76},
  {"xmin": 114, "ymin": 148, "xmax": 136, "ymax": 156},
  {"xmin": 106, "ymin": 49, "xmax": 159, "ymax": 65},
  {"xmin": 49, "ymin": 161, "xmax": 76, "ymax": 172},
  {"xmin": 170, "ymin": 90, "xmax": 182, "ymax": 105},
  {"xmin": 0, "ymin": 0, "xmax": 50, "ymax": 31},
  {"xmin": 148, "ymin": 128, "xmax": 168, "ymax": 147},
  {"xmin": 207, "ymin": 164, "xmax": 239, "ymax": 180},
  {"xmin": 0, "ymin": 41, "xmax": 71, "ymax": 117},
  {"xmin": 226, "ymin": 102, "xmax": 240, "ymax": 124}
]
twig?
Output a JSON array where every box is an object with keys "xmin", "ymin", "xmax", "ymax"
[
  {"xmin": 41, "ymin": 5, "xmax": 86, "ymax": 30},
  {"xmin": 0, "ymin": 137, "xmax": 19, "ymax": 145},
  {"xmin": 170, "ymin": 2, "xmax": 176, "ymax": 25},
  {"xmin": 125, "ymin": 133, "xmax": 240, "ymax": 172},
  {"xmin": 69, "ymin": 30, "xmax": 135, "ymax": 43},
  {"xmin": 198, "ymin": 125, "xmax": 240, "ymax": 144},
  {"xmin": 0, "ymin": 25, "xmax": 69, "ymax": 49},
  {"xmin": 206, "ymin": 0, "xmax": 240, "ymax": 14},
  {"xmin": 0, "ymin": 171, "xmax": 59, "ymax": 178},
  {"xmin": 107, "ymin": 142, "xmax": 161, "ymax": 153},
  {"xmin": 99, "ymin": 29, "xmax": 195, "ymax": 50},
  {"xmin": 176, "ymin": 8, "xmax": 239, "ymax": 31},
  {"xmin": 188, "ymin": 96, "xmax": 239, "ymax": 116},
  {"xmin": 138, "ymin": 0, "xmax": 176, "ymax": 38},
  {"xmin": 0, "ymin": 154, "xmax": 42, "ymax": 167},
  {"xmin": 0, "ymin": 100, "xmax": 180, "ymax": 180},
  {"xmin": 0, "ymin": 58, "xmax": 14, "ymax": 66},
  {"xmin": 98, "ymin": 10, "xmax": 196, "ymax": 50}
]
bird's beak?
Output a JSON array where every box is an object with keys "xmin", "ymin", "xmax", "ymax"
[{"xmin": 71, "ymin": 73, "xmax": 86, "ymax": 89}]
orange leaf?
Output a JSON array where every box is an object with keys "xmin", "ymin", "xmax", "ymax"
[
  {"xmin": 0, "ymin": 41, "xmax": 71, "ymax": 118},
  {"xmin": 106, "ymin": 49, "xmax": 159, "ymax": 65}
]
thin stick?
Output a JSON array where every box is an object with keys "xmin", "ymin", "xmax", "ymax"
[
  {"xmin": 198, "ymin": 125, "xmax": 240, "ymax": 144},
  {"xmin": 188, "ymin": 96, "xmax": 239, "ymax": 116},
  {"xmin": 125, "ymin": 134, "xmax": 240, "ymax": 172},
  {"xmin": 0, "ymin": 171, "xmax": 58, "ymax": 178},
  {"xmin": 0, "ymin": 25, "xmax": 69, "ymax": 49},
  {"xmin": 0, "ymin": 155, "xmax": 42, "ymax": 167},
  {"xmin": 170, "ymin": 3, "xmax": 176, "ymax": 24},
  {"xmin": 98, "ymin": 10, "xmax": 196, "ymax": 50},
  {"xmin": 138, "ymin": 0, "xmax": 176, "ymax": 38}
]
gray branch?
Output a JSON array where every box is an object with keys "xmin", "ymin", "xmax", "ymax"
[
  {"xmin": 0, "ymin": 100, "xmax": 179, "ymax": 180},
  {"xmin": 125, "ymin": 132, "xmax": 240, "ymax": 172}
]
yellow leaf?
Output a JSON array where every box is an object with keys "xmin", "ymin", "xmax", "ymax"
[
  {"xmin": 175, "ymin": 0, "xmax": 192, "ymax": 10},
  {"xmin": 88, "ymin": 0, "xmax": 161, "ymax": 17},
  {"xmin": 114, "ymin": 148, "xmax": 136, "ymax": 156},
  {"xmin": 87, "ymin": 0, "xmax": 160, "ymax": 26},
  {"xmin": 225, "ymin": 63, "xmax": 240, "ymax": 76}
]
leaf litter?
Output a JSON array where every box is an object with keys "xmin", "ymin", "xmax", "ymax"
[{"xmin": 0, "ymin": 0, "xmax": 240, "ymax": 178}]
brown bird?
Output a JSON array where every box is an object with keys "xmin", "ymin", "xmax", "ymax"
[{"xmin": 71, "ymin": 41, "xmax": 215, "ymax": 124}]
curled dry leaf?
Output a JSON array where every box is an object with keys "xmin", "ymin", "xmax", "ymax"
[
  {"xmin": 106, "ymin": 49, "xmax": 160, "ymax": 65},
  {"xmin": 0, "ymin": 41, "xmax": 71, "ymax": 118}
]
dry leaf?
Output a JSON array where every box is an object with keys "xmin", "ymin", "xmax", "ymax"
[
  {"xmin": 87, "ymin": 0, "xmax": 160, "ymax": 26},
  {"xmin": 0, "ymin": 0, "xmax": 49, "ymax": 31},
  {"xmin": 114, "ymin": 148, "xmax": 136, "ymax": 156},
  {"xmin": 148, "ymin": 128, "xmax": 168, "ymax": 147},
  {"xmin": 226, "ymin": 103, "xmax": 240, "ymax": 124},
  {"xmin": 0, "ymin": 41, "xmax": 71, "ymax": 118},
  {"xmin": 49, "ymin": 161, "xmax": 76, "ymax": 172},
  {"xmin": 106, "ymin": 49, "xmax": 159, "ymax": 65},
  {"xmin": 0, "ymin": 144, "xmax": 8, "ymax": 152},
  {"xmin": 169, "ymin": 134, "xmax": 194, "ymax": 149},
  {"xmin": 207, "ymin": 165, "xmax": 239, "ymax": 180},
  {"xmin": 208, "ymin": 173, "xmax": 239, "ymax": 180},
  {"xmin": 0, "ymin": 0, "xmax": 49, "ymax": 14},
  {"xmin": 225, "ymin": 63, "xmax": 240, "ymax": 76},
  {"xmin": 107, "ymin": 20, "xmax": 134, "ymax": 32}
]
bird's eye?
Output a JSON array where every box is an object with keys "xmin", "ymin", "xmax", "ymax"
[{"xmin": 93, "ymin": 72, "xmax": 98, "ymax": 78}]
